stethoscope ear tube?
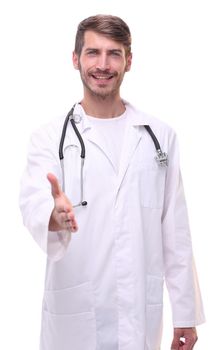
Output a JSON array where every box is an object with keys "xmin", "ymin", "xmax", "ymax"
[
  {"xmin": 59, "ymin": 107, "xmax": 74, "ymax": 160},
  {"xmin": 59, "ymin": 104, "xmax": 87, "ymax": 206},
  {"xmin": 59, "ymin": 104, "xmax": 85, "ymax": 160},
  {"xmin": 144, "ymin": 125, "xmax": 160, "ymax": 151},
  {"xmin": 69, "ymin": 119, "xmax": 85, "ymax": 159}
]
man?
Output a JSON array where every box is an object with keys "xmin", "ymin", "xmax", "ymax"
[{"xmin": 20, "ymin": 14, "xmax": 205, "ymax": 350}]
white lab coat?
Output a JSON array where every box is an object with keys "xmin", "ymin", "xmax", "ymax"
[{"xmin": 19, "ymin": 102, "xmax": 205, "ymax": 350}]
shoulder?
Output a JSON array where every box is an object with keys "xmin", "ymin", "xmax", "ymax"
[
  {"xmin": 29, "ymin": 114, "xmax": 67, "ymax": 147},
  {"xmin": 125, "ymin": 101, "xmax": 177, "ymax": 139}
]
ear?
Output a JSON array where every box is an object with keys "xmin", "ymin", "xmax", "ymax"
[
  {"xmin": 72, "ymin": 51, "xmax": 79, "ymax": 70},
  {"xmin": 125, "ymin": 52, "xmax": 132, "ymax": 72}
]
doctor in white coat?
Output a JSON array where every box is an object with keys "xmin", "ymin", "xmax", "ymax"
[{"xmin": 19, "ymin": 14, "xmax": 205, "ymax": 350}]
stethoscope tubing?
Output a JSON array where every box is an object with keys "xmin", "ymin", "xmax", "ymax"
[
  {"xmin": 59, "ymin": 104, "xmax": 168, "ymax": 206},
  {"xmin": 59, "ymin": 106, "xmax": 74, "ymax": 161},
  {"xmin": 144, "ymin": 125, "xmax": 161, "ymax": 151}
]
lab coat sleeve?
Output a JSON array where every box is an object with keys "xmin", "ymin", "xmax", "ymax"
[
  {"xmin": 19, "ymin": 126, "xmax": 71, "ymax": 261},
  {"xmin": 162, "ymin": 131, "xmax": 205, "ymax": 327}
]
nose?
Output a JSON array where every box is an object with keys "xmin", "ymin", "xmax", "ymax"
[{"xmin": 95, "ymin": 53, "xmax": 110, "ymax": 71}]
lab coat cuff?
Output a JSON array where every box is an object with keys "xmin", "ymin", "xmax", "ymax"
[
  {"xmin": 173, "ymin": 317, "xmax": 206, "ymax": 328},
  {"xmin": 47, "ymin": 230, "xmax": 72, "ymax": 261},
  {"xmin": 30, "ymin": 200, "xmax": 71, "ymax": 261}
]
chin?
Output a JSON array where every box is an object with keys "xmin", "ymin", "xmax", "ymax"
[{"xmin": 90, "ymin": 87, "xmax": 115, "ymax": 99}]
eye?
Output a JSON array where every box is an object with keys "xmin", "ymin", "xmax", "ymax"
[
  {"xmin": 112, "ymin": 52, "xmax": 120, "ymax": 56},
  {"xmin": 86, "ymin": 49, "xmax": 98, "ymax": 56},
  {"xmin": 110, "ymin": 50, "xmax": 121, "ymax": 57}
]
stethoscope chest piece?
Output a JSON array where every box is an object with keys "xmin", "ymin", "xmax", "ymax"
[
  {"xmin": 155, "ymin": 150, "xmax": 168, "ymax": 167},
  {"xmin": 144, "ymin": 125, "xmax": 168, "ymax": 168}
]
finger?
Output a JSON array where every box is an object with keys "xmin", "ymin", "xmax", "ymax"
[
  {"xmin": 60, "ymin": 212, "xmax": 78, "ymax": 231},
  {"xmin": 64, "ymin": 218, "xmax": 78, "ymax": 232},
  {"xmin": 171, "ymin": 337, "xmax": 180, "ymax": 350},
  {"xmin": 55, "ymin": 202, "xmax": 73, "ymax": 214},
  {"xmin": 182, "ymin": 340, "xmax": 196, "ymax": 350},
  {"xmin": 182, "ymin": 328, "xmax": 198, "ymax": 350},
  {"xmin": 171, "ymin": 338, "xmax": 183, "ymax": 349},
  {"xmin": 67, "ymin": 216, "xmax": 78, "ymax": 231},
  {"xmin": 182, "ymin": 344, "xmax": 192, "ymax": 350},
  {"xmin": 59, "ymin": 212, "xmax": 74, "ymax": 225},
  {"xmin": 59, "ymin": 212, "xmax": 68, "ymax": 224},
  {"xmin": 47, "ymin": 173, "xmax": 62, "ymax": 198},
  {"xmin": 65, "ymin": 210, "xmax": 76, "ymax": 222}
]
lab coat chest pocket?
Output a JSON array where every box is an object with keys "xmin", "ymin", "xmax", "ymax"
[
  {"xmin": 41, "ymin": 282, "xmax": 96, "ymax": 350},
  {"xmin": 140, "ymin": 162, "xmax": 166, "ymax": 209}
]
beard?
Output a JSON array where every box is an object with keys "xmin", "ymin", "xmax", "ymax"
[{"xmin": 78, "ymin": 65, "xmax": 126, "ymax": 100}]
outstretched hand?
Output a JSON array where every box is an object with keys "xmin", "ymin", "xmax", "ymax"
[
  {"xmin": 171, "ymin": 327, "xmax": 198, "ymax": 350},
  {"xmin": 47, "ymin": 173, "xmax": 78, "ymax": 232}
]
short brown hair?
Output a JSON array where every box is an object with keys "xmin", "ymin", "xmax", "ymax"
[{"xmin": 74, "ymin": 14, "xmax": 132, "ymax": 57}]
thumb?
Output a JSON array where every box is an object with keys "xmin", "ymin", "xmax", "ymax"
[
  {"xmin": 47, "ymin": 173, "xmax": 62, "ymax": 198},
  {"xmin": 171, "ymin": 331, "xmax": 181, "ymax": 350}
]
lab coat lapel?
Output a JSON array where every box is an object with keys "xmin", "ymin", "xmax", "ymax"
[
  {"xmin": 62, "ymin": 102, "xmax": 151, "ymax": 179},
  {"xmin": 116, "ymin": 102, "xmax": 152, "ymax": 192},
  {"xmin": 84, "ymin": 127, "xmax": 117, "ymax": 172},
  {"xmin": 116, "ymin": 123, "xmax": 142, "ymax": 191}
]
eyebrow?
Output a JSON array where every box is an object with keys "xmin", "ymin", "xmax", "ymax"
[
  {"xmin": 84, "ymin": 48, "xmax": 123, "ymax": 54},
  {"xmin": 108, "ymin": 49, "xmax": 123, "ymax": 55}
]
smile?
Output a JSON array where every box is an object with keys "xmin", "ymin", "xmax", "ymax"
[{"xmin": 91, "ymin": 74, "xmax": 114, "ymax": 80}]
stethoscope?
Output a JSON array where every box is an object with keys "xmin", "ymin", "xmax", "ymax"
[{"xmin": 59, "ymin": 104, "xmax": 168, "ymax": 208}]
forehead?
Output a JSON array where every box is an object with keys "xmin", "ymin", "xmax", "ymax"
[{"xmin": 82, "ymin": 30, "xmax": 125, "ymax": 52}]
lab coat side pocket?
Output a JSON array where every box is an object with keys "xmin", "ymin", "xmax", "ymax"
[
  {"xmin": 141, "ymin": 166, "xmax": 166, "ymax": 209},
  {"xmin": 145, "ymin": 275, "xmax": 164, "ymax": 350},
  {"xmin": 41, "ymin": 282, "xmax": 96, "ymax": 350}
]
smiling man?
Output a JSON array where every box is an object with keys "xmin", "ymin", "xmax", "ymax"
[
  {"xmin": 73, "ymin": 24, "xmax": 132, "ymax": 116},
  {"xmin": 20, "ymin": 14, "xmax": 205, "ymax": 350},
  {"xmin": 75, "ymin": 31, "xmax": 130, "ymax": 94}
]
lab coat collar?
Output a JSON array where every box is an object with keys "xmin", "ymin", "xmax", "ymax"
[
  {"xmin": 73, "ymin": 100, "xmax": 152, "ymax": 129},
  {"xmin": 62, "ymin": 100, "xmax": 152, "ymax": 159},
  {"xmin": 62, "ymin": 100, "xmax": 153, "ymax": 182},
  {"xmin": 123, "ymin": 100, "xmax": 152, "ymax": 127}
]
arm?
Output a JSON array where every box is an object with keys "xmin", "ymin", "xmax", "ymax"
[
  {"xmin": 161, "ymin": 132, "xmax": 205, "ymax": 347},
  {"xmin": 19, "ymin": 125, "xmax": 76, "ymax": 260}
]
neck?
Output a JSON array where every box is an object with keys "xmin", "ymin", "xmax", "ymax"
[{"xmin": 80, "ymin": 93, "xmax": 125, "ymax": 118}]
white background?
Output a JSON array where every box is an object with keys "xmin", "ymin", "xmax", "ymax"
[{"xmin": 0, "ymin": 0, "xmax": 219, "ymax": 349}]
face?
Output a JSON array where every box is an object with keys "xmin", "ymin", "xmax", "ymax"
[{"xmin": 73, "ymin": 31, "xmax": 132, "ymax": 99}]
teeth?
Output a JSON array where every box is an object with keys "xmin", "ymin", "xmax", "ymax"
[{"xmin": 93, "ymin": 75, "xmax": 112, "ymax": 79}]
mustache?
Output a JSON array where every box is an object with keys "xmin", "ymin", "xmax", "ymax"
[{"xmin": 89, "ymin": 69, "xmax": 117, "ymax": 76}]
